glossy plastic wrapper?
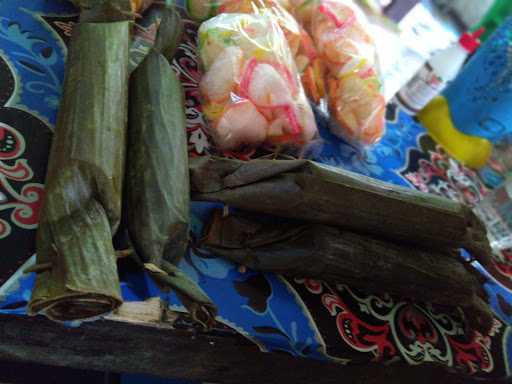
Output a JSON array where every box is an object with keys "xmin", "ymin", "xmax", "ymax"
[
  {"xmin": 198, "ymin": 12, "xmax": 317, "ymax": 151},
  {"xmin": 292, "ymin": 0, "xmax": 386, "ymax": 145},
  {"xmin": 186, "ymin": 0, "xmax": 317, "ymax": 74}
]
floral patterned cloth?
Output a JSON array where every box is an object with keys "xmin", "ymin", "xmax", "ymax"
[{"xmin": 1, "ymin": 1, "xmax": 512, "ymax": 380}]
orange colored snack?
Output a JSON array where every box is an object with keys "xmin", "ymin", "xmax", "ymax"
[{"xmin": 294, "ymin": 0, "xmax": 386, "ymax": 145}]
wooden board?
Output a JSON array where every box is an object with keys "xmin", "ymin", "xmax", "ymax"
[{"xmin": 0, "ymin": 300, "xmax": 507, "ymax": 384}]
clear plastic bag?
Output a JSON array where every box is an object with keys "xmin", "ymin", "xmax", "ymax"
[
  {"xmin": 187, "ymin": 0, "xmax": 317, "ymax": 78},
  {"xmin": 292, "ymin": 0, "xmax": 386, "ymax": 145},
  {"xmin": 187, "ymin": 0, "xmax": 289, "ymax": 22},
  {"xmin": 198, "ymin": 12, "xmax": 317, "ymax": 151}
]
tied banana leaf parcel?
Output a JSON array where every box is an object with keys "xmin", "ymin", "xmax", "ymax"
[
  {"xmin": 190, "ymin": 156, "xmax": 493, "ymax": 267},
  {"xmin": 202, "ymin": 209, "xmax": 494, "ymax": 333},
  {"xmin": 28, "ymin": 0, "xmax": 143, "ymax": 321},
  {"xmin": 125, "ymin": 5, "xmax": 216, "ymax": 329}
]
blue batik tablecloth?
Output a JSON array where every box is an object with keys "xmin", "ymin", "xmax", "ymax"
[{"xmin": 2, "ymin": 1, "xmax": 512, "ymax": 380}]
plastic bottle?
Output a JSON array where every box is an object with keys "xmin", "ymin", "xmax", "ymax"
[
  {"xmin": 418, "ymin": 17, "xmax": 512, "ymax": 169},
  {"xmin": 418, "ymin": 96, "xmax": 493, "ymax": 169},
  {"xmin": 396, "ymin": 28, "xmax": 484, "ymax": 115},
  {"xmin": 474, "ymin": 176, "xmax": 512, "ymax": 250}
]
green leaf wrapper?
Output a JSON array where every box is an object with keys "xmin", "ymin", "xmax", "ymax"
[
  {"xmin": 202, "ymin": 209, "xmax": 494, "ymax": 334},
  {"xmin": 28, "ymin": 21, "xmax": 130, "ymax": 321},
  {"xmin": 72, "ymin": 0, "xmax": 139, "ymax": 22},
  {"xmin": 202, "ymin": 210, "xmax": 479, "ymax": 306},
  {"xmin": 126, "ymin": 7, "xmax": 216, "ymax": 329},
  {"xmin": 190, "ymin": 156, "xmax": 493, "ymax": 267}
]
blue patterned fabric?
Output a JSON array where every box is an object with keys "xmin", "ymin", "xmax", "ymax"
[
  {"xmin": 2, "ymin": 1, "xmax": 512, "ymax": 380},
  {"xmin": 0, "ymin": 1, "xmax": 76, "ymax": 127}
]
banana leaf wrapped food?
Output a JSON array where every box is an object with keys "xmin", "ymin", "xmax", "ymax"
[
  {"xmin": 202, "ymin": 209, "xmax": 493, "ymax": 333},
  {"xmin": 190, "ymin": 156, "xmax": 492, "ymax": 267},
  {"xmin": 27, "ymin": 0, "xmax": 140, "ymax": 321},
  {"xmin": 126, "ymin": 6, "xmax": 216, "ymax": 329}
]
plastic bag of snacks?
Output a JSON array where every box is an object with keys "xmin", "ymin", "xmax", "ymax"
[
  {"xmin": 198, "ymin": 13, "xmax": 317, "ymax": 150},
  {"xmin": 187, "ymin": 0, "xmax": 318, "ymax": 81},
  {"xmin": 292, "ymin": 0, "xmax": 386, "ymax": 145},
  {"xmin": 187, "ymin": 0, "xmax": 289, "ymax": 22}
]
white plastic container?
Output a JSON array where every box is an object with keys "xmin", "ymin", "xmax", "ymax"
[{"xmin": 397, "ymin": 28, "xmax": 484, "ymax": 114}]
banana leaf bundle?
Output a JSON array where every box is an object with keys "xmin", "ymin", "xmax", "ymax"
[
  {"xmin": 126, "ymin": 6, "xmax": 216, "ymax": 329},
  {"xmin": 28, "ymin": 0, "xmax": 141, "ymax": 321},
  {"xmin": 202, "ymin": 210, "xmax": 493, "ymax": 333},
  {"xmin": 190, "ymin": 156, "xmax": 492, "ymax": 266}
]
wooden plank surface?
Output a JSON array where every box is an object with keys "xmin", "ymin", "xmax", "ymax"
[
  {"xmin": 0, "ymin": 302, "xmax": 508, "ymax": 384},
  {"xmin": 0, "ymin": 360, "xmax": 113, "ymax": 384}
]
